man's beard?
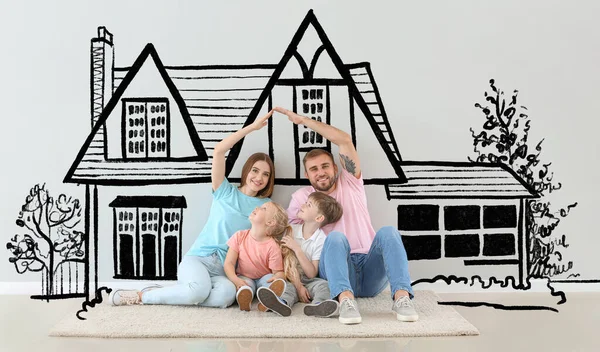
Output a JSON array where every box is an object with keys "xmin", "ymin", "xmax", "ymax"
[{"xmin": 312, "ymin": 174, "xmax": 338, "ymax": 192}]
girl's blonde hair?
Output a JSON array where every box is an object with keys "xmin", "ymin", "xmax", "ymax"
[{"xmin": 266, "ymin": 202, "xmax": 301, "ymax": 283}]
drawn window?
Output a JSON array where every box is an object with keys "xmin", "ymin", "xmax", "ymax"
[
  {"xmin": 401, "ymin": 235, "xmax": 441, "ymax": 260},
  {"xmin": 398, "ymin": 205, "xmax": 439, "ymax": 231},
  {"xmin": 483, "ymin": 205, "xmax": 517, "ymax": 228},
  {"xmin": 297, "ymin": 87, "xmax": 327, "ymax": 148},
  {"xmin": 482, "ymin": 233, "xmax": 515, "ymax": 256},
  {"xmin": 444, "ymin": 234, "xmax": 480, "ymax": 257},
  {"xmin": 123, "ymin": 99, "xmax": 169, "ymax": 159},
  {"xmin": 110, "ymin": 196, "xmax": 186, "ymax": 280},
  {"xmin": 444, "ymin": 205, "xmax": 480, "ymax": 231}
]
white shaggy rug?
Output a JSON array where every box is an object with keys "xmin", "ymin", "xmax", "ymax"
[{"xmin": 49, "ymin": 290, "xmax": 478, "ymax": 338}]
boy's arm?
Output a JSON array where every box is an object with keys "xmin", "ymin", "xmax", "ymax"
[
  {"xmin": 274, "ymin": 106, "xmax": 362, "ymax": 178},
  {"xmin": 224, "ymin": 249, "xmax": 245, "ymax": 289}
]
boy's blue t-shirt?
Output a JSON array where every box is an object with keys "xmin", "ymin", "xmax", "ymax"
[{"xmin": 186, "ymin": 178, "xmax": 271, "ymax": 263}]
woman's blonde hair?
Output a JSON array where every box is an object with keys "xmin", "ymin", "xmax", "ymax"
[{"xmin": 266, "ymin": 202, "xmax": 301, "ymax": 283}]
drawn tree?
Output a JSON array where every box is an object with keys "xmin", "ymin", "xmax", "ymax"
[
  {"xmin": 469, "ymin": 79, "xmax": 578, "ymax": 279},
  {"xmin": 6, "ymin": 184, "xmax": 85, "ymax": 299}
]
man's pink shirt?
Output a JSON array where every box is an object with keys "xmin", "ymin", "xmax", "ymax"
[{"xmin": 287, "ymin": 167, "xmax": 376, "ymax": 254}]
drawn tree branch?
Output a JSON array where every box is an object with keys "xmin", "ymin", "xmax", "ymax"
[
  {"xmin": 470, "ymin": 79, "xmax": 578, "ymax": 279},
  {"xmin": 6, "ymin": 184, "xmax": 85, "ymax": 298}
]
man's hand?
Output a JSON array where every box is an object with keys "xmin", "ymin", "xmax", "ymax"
[
  {"xmin": 280, "ymin": 234, "xmax": 301, "ymax": 254},
  {"xmin": 250, "ymin": 109, "xmax": 274, "ymax": 131},
  {"xmin": 296, "ymin": 285, "xmax": 311, "ymax": 303},
  {"xmin": 274, "ymin": 107, "xmax": 305, "ymax": 125}
]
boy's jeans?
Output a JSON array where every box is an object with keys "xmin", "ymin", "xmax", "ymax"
[
  {"xmin": 318, "ymin": 226, "xmax": 414, "ymax": 300},
  {"xmin": 142, "ymin": 253, "xmax": 236, "ymax": 308}
]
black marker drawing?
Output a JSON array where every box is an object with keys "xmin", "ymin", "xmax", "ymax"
[
  {"xmin": 7, "ymin": 10, "xmax": 589, "ymax": 321},
  {"xmin": 469, "ymin": 79, "xmax": 578, "ymax": 280},
  {"xmin": 6, "ymin": 184, "xmax": 86, "ymax": 300}
]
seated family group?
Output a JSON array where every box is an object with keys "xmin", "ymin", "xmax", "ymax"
[{"xmin": 109, "ymin": 107, "xmax": 419, "ymax": 325}]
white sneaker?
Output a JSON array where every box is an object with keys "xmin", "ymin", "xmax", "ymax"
[{"xmin": 108, "ymin": 289, "xmax": 142, "ymax": 306}]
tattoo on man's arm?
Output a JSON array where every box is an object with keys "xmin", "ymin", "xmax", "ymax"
[{"xmin": 340, "ymin": 154, "xmax": 357, "ymax": 175}]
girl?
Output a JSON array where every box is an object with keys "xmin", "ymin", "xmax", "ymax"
[
  {"xmin": 109, "ymin": 110, "xmax": 276, "ymax": 308},
  {"xmin": 225, "ymin": 202, "xmax": 300, "ymax": 314}
]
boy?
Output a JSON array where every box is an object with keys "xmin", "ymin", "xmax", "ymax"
[{"xmin": 257, "ymin": 192, "xmax": 343, "ymax": 317}]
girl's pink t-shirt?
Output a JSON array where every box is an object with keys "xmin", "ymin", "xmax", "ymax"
[{"xmin": 227, "ymin": 229, "xmax": 283, "ymax": 279}]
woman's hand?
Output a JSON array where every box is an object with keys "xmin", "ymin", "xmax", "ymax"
[
  {"xmin": 273, "ymin": 106, "xmax": 306, "ymax": 125},
  {"xmin": 250, "ymin": 109, "xmax": 274, "ymax": 131}
]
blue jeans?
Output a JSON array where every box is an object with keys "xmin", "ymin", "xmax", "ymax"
[
  {"xmin": 142, "ymin": 253, "xmax": 236, "ymax": 308},
  {"xmin": 318, "ymin": 226, "xmax": 414, "ymax": 300},
  {"xmin": 238, "ymin": 273, "xmax": 276, "ymax": 298}
]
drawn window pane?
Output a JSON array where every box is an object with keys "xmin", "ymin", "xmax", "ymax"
[
  {"xmin": 482, "ymin": 233, "xmax": 515, "ymax": 256},
  {"xmin": 123, "ymin": 101, "xmax": 147, "ymax": 159},
  {"xmin": 401, "ymin": 235, "xmax": 441, "ymax": 260},
  {"xmin": 444, "ymin": 206, "xmax": 480, "ymax": 231},
  {"xmin": 483, "ymin": 205, "xmax": 517, "ymax": 228},
  {"xmin": 444, "ymin": 234, "xmax": 480, "ymax": 257},
  {"xmin": 296, "ymin": 86, "xmax": 327, "ymax": 148},
  {"xmin": 148, "ymin": 102, "xmax": 169, "ymax": 158},
  {"xmin": 397, "ymin": 205, "xmax": 439, "ymax": 231}
]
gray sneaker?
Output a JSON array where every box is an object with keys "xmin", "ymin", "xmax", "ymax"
[
  {"xmin": 338, "ymin": 298, "xmax": 362, "ymax": 324},
  {"xmin": 393, "ymin": 295, "xmax": 419, "ymax": 322}
]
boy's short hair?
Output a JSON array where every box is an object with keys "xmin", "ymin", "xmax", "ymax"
[{"xmin": 308, "ymin": 192, "xmax": 343, "ymax": 227}]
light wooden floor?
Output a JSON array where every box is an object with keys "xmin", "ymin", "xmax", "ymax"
[{"xmin": 0, "ymin": 291, "xmax": 597, "ymax": 352}]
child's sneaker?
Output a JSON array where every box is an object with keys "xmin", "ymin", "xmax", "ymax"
[
  {"xmin": 304, "ymin": 299, "xmax": 339, "ymax": 318},
  {"xmin": 108, "ymin": 289, "xmax": 142, "ymax": 306},
  {"xmin": 258, "ymin": 279, "xmax": 286, "ymax": 312},
  {"xmin": 257, "ymin": 286, "xmax": 291, "ymax": 317},
  {"xmin": 392, "ymin": 295, "xmax": 419, "ymax": 322},
  {"xmin": 236, "ymin": 286, "xmax": 253, "ymax": 311}
]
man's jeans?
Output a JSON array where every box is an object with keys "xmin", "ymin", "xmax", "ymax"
[
  {"xmin": 142, "ymin": 253, "xmax": 236, "ymax": 308},
  {"xmin": 318, "ymin": 226, "xmax": 414, "ymax": 300}
]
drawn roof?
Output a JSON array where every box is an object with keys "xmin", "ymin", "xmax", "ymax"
[
  {"xmin": 64, "ymin": 44, "xmax": 212, "ymax": 185},
  {"xmin": 385, "ymin": 161, "xmax": 538, "ymax": 199},
  {"xmin": 64, "ymin": 10, "xmax": 408, "ymax": 185}
]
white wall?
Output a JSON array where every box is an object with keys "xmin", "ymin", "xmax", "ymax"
[{"xmin": 1, "ymin": 0, "xmax": 598, "ymax": 289}]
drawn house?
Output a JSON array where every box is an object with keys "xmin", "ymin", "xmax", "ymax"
[{"xmin": 64, "ymin": 10, "xmax": 537, "ymax": 300}]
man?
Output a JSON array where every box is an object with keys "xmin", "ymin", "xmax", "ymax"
[{"xmin": 274, "ymin": 106, "xmax": 418, "ymax": 325}]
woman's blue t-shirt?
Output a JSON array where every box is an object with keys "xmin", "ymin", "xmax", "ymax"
[{"xmin": 186, "ymin": 178, "xmax": 271, "ymax": 263}]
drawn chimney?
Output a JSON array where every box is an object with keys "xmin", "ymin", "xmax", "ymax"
[{"xmin": 90, "ymin": 27, "xmax": 114, "ymax": 129}]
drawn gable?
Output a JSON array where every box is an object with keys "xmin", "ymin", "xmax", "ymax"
[{"xmin": 104, "ymin": 50, "xmax": 201, "ymax": 160}]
